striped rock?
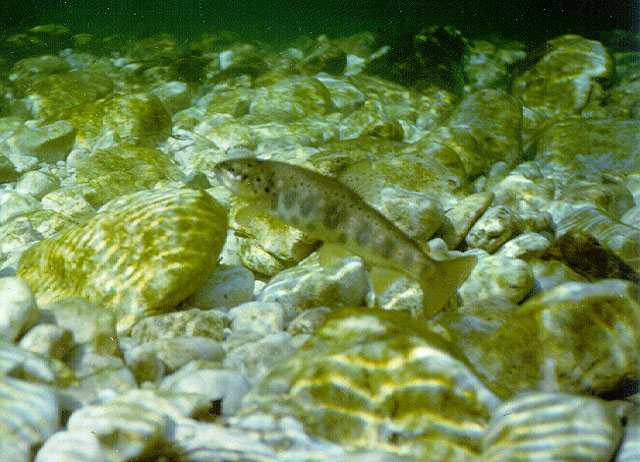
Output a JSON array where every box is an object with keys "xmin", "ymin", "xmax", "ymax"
[
  {"xmin": 239, "ymin": 307, "xmax": 501, "ymax": 461},
  {"xmin": 0, "ymin": 376, "xmax": 60, "ymax": 462},
  {"xmin": 483, "ymin": 392, "xmax": 624, "ymax": 462},
  {"xmin": 616, "ymin": 397, "xmax": 640, "ymax": 462},
  {"xmin": 18, "ymin": 188, "xmax": 227, "ymax": 319}
]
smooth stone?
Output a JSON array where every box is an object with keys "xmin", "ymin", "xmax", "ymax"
[
  {"xmin": 149, "ymin": 80, "xmax": 191, "ymax": 115},
  {"xmin": 18, "ymin": 189, "xmax": 228, "ymax": 319},
  {"xmin": 0, "ymin": 276, "xmax": 37, "ymax": 341},
  {"xmin": 154, "ymin": 336, "xmax": 225, "ymax": 372},
  {"xmin": 130, "ymin": 307, "xmax": 226, "ymax": 343},
  {"xmin": 19, "ymin": 323, "xmax": 73, "ymax": 360},
  {"xmin": 496, "ymin": 232, "xmax": 551, "ymax": 260},
  {"xmin": 615, "ymin": 397, "xmax": 640, "ymax": 462},
  {"xmin": 121, "ymin": 341, "xmax": 165, "ymax": 385},
  {"xmin": 223, "ymin": 332, "xmax": 302, "ymax": 384},
  {"xmin": 258, "ymin": 255, "xmax": 369, "ymax": 308},
  {"xmin": 286, "ymin": 306, "xmax": 332, "ymax": 335},
  {"xmin": 228, "ymin": 301, "xmax": 285, "ymax": 335},
  {"xmin": 466, "ymin": 280, "xmax": 640, "ymax": 398},
  {"xmin": 39, "ymin": 298, "xmax": 119, "ymax": 356},
  {"xmin": 483, "ymin": 392, "xmax": 624, "ymax": 462},
  {"xmin": 438, "ymin": 191, "xmax": 494, "ymax": 248},
  {"xmin": 459, "ymin": 255, "xmax": 534, "ymax": 305},
  {"xmin": 513, "ymin": 35, "xmax": 612, "ymax": 117},
  {"xmin": 465, "ymin": 206, "xmax": 516, "ymax": 252},
  {"xmin": 0, "ymin": 191, "xmax": 42, "ymax": 224},
  {"xmin": 239, "ymin": 308, "xmax": 501, "ymax": 460},
  {"xmin": 40, "ymin": 187, "xmax": 95, "ymax": 222},
  {"xmin": 185, "ymin": 265, "xmax": 255, "ymax": 310},
  {"xmin": 6, "ymin": 120, "xmax": 77, "ymax": 163},
  {"xmin": 0, "ymin": 340, "xmax": 72, "ymax": 385},
  {"xmin": 161, "ymin": 367, "xmax": 250, "ymax": 415},
  {"xmin": 15, "ymin": 171, "xmax": 60, "ymax": 199},
  {"xmin": 555, "ymin": 206, "xmax": 640, "ymax": 270},
  {"xmin": 67, "ymin": 345, "xmax": 136, "ymax": 389},
  {"xmin": 0, "ymin": 376, "xmax": 60, "ymax": 462},
  {"xmin": 35, "ymin": 430, "xmax": 103, "ymax": 462},
  {"xmin": 64, "ymin": 394, "xmax": 173, "ymax": 461}
]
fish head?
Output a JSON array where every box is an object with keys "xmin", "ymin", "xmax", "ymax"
[{"xmin": 214, "ymin": 157, "xmax": 275, "ymax": 200}]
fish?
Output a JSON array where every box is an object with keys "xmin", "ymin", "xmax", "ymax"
[{"xmin": 214, "ymin": 157, "xmax": 476, "ymax": 316}]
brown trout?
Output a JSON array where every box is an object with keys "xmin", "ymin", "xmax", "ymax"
[{"xmin": 214, "ymin": 157, "xmax": 476, "ymax": 316}]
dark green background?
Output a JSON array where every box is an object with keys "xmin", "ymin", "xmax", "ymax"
[{"xmin": 1, "ymin": 1, "xmax": 638, "ymax": 44}]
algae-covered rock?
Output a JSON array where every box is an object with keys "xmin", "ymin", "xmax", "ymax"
[
  {"xmin": 17, "ymin": 188, "xmax": 228, "ymax": 319},
  {"xmin": 536, "ymin": 118, "xmax": 640, "ymax": 177},
  {"xmin": 483, "ymin": 392, "xmax": 624, "ymax": 462},
  {"xmin": 555, "ymin": 206, "xmax": 640, "ymax": 270},
  {"xmin": 430, "ymin": 89, "xmax": 523, "ymax": 178},
  {"xmin": 61, "ymin": 93, "xmax": 171, "ymax": 148},
  {"xmin": 339, "ymin": 145, "xmax": 468, "ymax": 210},
  {"xmin": 513, "ymin": 34, "xmax": 613, "ymax": 117},
  {"xmin": 25, "ymin": 71, "xmax": 114, "ymax": 119},
  {"xmin": 248, "ymin": 75, "xmax": 333, "ymax": 123},
  {"xmin": 240, "ymin": 307, "xmax": 501, "ymax": 460},
  {"xmin": 72, "ymin": 145, "xmax": 186, "ymax": 207},
  {"xmin": 465, "ymin": 280, "xmax": 640, "ymax": 398},
  {"xmin": 258, "ymin": 255, "xmax": 369, "ymax": 308},
  {"xmin": 6, "ymin": 120, "xmax": 77, "ymax": 164}
]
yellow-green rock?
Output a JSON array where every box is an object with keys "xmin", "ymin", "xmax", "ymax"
[
  {"xmin": 73, "ymin": 145, "xmax": 186, "ymax": 207},
  {"xmin": 26, "ymin": 71, "xmax": 114, "ymax": 120},
  {"xmin": 60, "ymin": 93, "xmax": 171, "ymax": 148},
  {"xmin": 17, "ymin": 188, "xmax": 227, "ymax": 319},
  {"xmin": 240, "ymin": 307, "xmax": 501, "ymax": 461},
  {"xmin": 462, "ymin": 279, "xmax": 640, "ymax": 399}
]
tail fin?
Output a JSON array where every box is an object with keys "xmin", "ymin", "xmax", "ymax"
[{"xmin": 420, "ymin": 255, "xmax": 476, "ymax": 318}]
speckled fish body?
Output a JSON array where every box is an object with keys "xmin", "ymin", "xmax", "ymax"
[{"xmin": 214, "ymin": 157, "xmax": 476, "ymax": 315}]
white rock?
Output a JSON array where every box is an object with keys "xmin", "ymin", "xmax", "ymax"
[
  {"xmin": 65, "ymin": 395, "xmax": 172, "ymax": 461},
  {"xmin": 483, "ymin": 392, "xmax": 623, "ymax": 462},
  {"xmin": 459, "ymin": 255, "xmax": 534, "ymax": 304},
  {"xmin": 0, "ymin": 191, "xmax": 42, "ymax": 224},
  {"xmin": 19, "ymin": 323, "xmax": 72, "ymax": 359},
  {"xmin": 0, "ymin": 376, "xmax": 60, "ymax": 462},
  {"xmin": 258, "ymin": 255, "xmax": 369, "ymax": 308},
  {"xmin": 186, "ymin": 265, "xmax": 255, "ymax": 310},
  {"xmin": 41, "ymin": 187, "xmax": 95, "ymax": 221},
  {"xmin": 15, "ymin": 171, "xmax": 60, "ymax": 200},
  {"xmin": 0, "ymin": 341, "xmax": 69, "ymax": 384},
  {"xmin": 0, "ymin": 277, "xmax": 37, "ymax": 341},
  {"xmin": 149, "ymin": 81, "xmax": 191, "ymax": 115},
  {"xmin": 66, "ymin": 346, "xmax": 136, "ymax": 394},
  {"xmin": 228, "ymin": 301, "xmax": 284, "ymax": 335},
  {"xmin": 154, "ymin": 336, "xmax": 225, "ymax": 371},
  {"xmin": 224, "ymin": 332, "xmax": 301, "ymax": 383},
  {"xmin": 162, "ymin": 367, "xmax": 250, "ymax": 415},
  {"xmin": 35, "ymin": 430, "xmax": 104, "ymax": 462},
  {"xmin": 121, "ymin": 342, "xmax": 165, "ymax": 384},
  {"xmin": 40, "ymin": 298, "xmax": 119, "ymax": 355}
]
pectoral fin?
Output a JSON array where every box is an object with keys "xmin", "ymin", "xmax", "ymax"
[
  {"xmin": 420, "ymin": 255, "xmax": 477, "ymax": 318},
  {"xmin": 370, "ymin": 265, "xmax": 406, "ymax": 294}
]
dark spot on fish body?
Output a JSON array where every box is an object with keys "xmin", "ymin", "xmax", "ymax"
[
  {"xmin": 322, "ymin": 203, "xmax": 344, "ymax": 229},
  {"xmin": 337, "ymin": 232, "xmax": 348, "ymax": 243},
  {"xmin": 356, "ymin": 223, "xmax": 372, "ymax": 246}
]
